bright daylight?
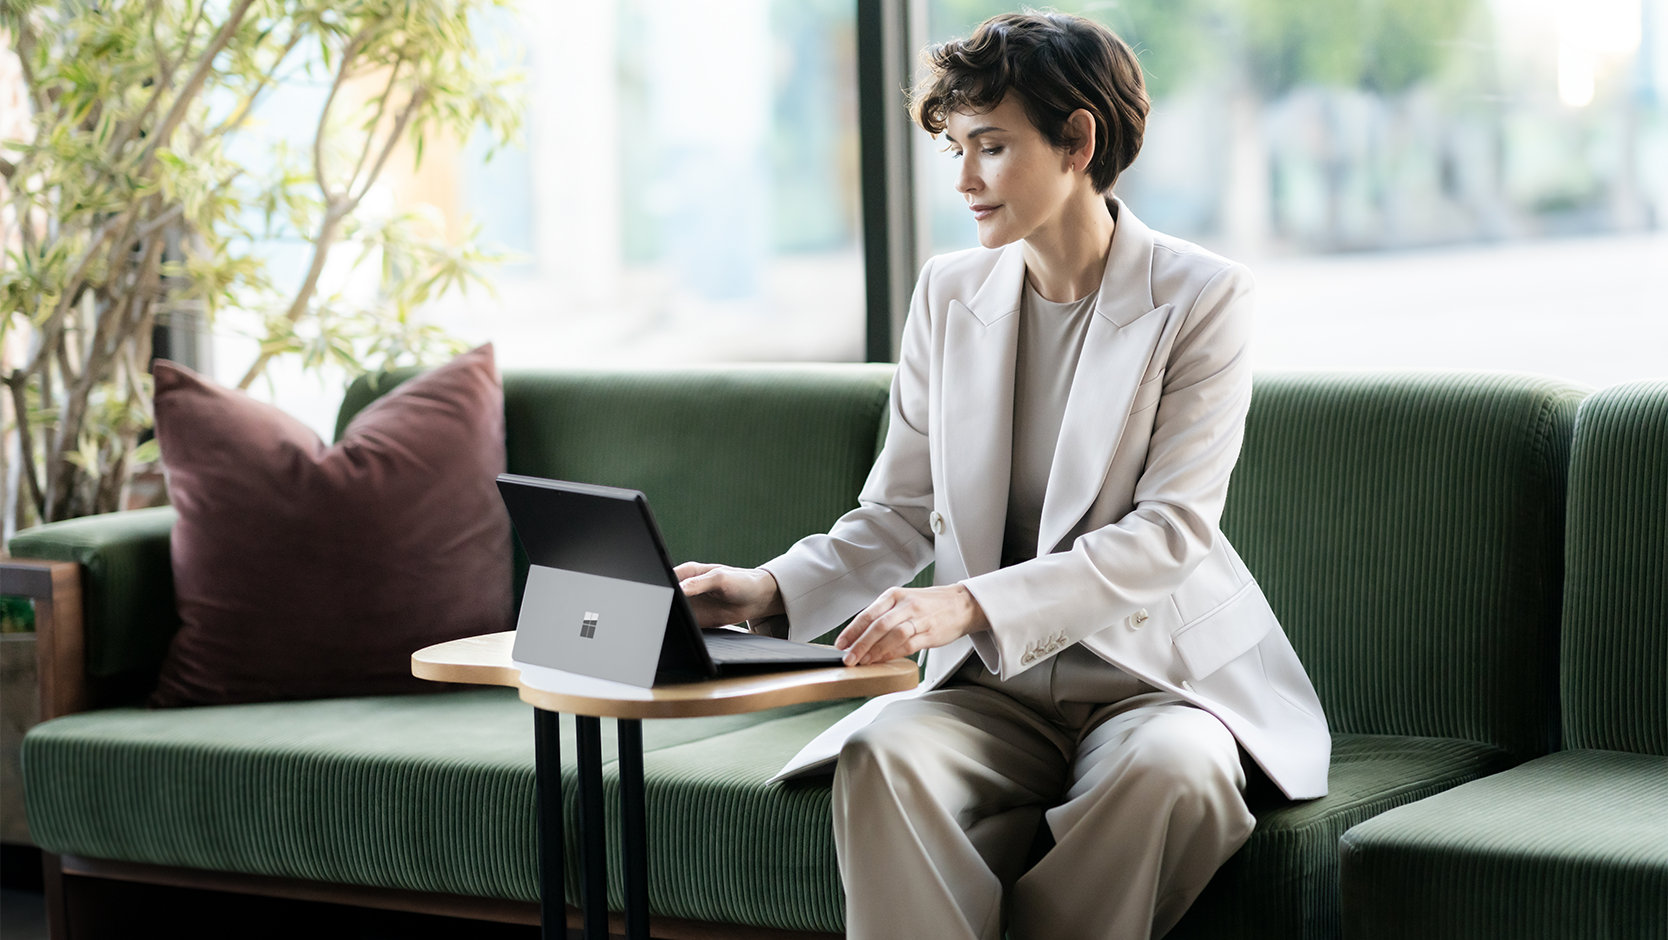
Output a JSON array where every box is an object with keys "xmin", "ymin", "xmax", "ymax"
[{"xmin": 1, "ymin": 2, "xmax": 1664, "ymax": 939}]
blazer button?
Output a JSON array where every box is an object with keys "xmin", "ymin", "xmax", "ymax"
[
  {"xmin": 1133, "ymin": 609, "xmax": 1149, "ymax": 625},
  {"xmin": 929, "ymin": 511, "xmax": 945, "ymax": 535},
  {"xmin": 1021, "ymin": 651, "xmax": 1036, "ymax": 665}
]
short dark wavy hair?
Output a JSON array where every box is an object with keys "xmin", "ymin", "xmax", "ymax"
[{"xmin": 910, "ymin": 12, "xmax": 1149, "ymax": 193}]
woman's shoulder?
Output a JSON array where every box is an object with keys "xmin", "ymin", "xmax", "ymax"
[
  {"xmin": 1146, "ymin": 229, "xmax": 1253, "ymax": 297},
  {"xmin": 1154, "ymin": 228, "xmax": 1247, "ymax": 278}
]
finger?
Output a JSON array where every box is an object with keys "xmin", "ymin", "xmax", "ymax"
[
  {"xmin": 673, "ymin": 561, "xmax": 719, "ymax": 580},
  {"xmin": 845, "ymin": 607, "xmax": 915, "ymax": 665},
  {"xmin": 678, "ymin": 570, "xmax": 722, "ymax": 596},
  {"xmin": 859, "ymin": 618, "xmax": 925, "ymax": 665},
  {"xmin": 837, "ymin": 593, "xmax": 897, "ymax": 651},
  {"xmin": 842, "ymin": 621, "xmax": 885, "ymax": 665}
]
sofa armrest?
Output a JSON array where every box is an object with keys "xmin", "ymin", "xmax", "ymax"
[
  {"xmin": 6, "ymin": 507, "xmax": 180, "ymax": 700},
  {"xmin": 0, "ymin": 559, "xmax": 85, "ymax": 719}
]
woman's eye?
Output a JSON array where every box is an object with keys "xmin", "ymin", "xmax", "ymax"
[{"xmin": 981, "ymin": 147, "xmax": 1002, "ymax": 156}]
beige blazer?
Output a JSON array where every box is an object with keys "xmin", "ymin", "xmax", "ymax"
[{"xmin": 759, "ymin": 198, "xmax": 1330, "ymax": 799}]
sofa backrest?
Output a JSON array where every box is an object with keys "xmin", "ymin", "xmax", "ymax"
[
  {"xmin": 495, "ymin": 366, "xmax": 895, "ymax": 566},
  {"xmin": 1558, "ymin": 380, "xmax": 1668, "ymax": 757},
  {"xmin": 1221, "ymin": 373, "xmax": 1587, "ymax": 762}
]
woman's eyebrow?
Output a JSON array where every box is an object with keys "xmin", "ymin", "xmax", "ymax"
[{"xmin": 944, "ymin": 125, "xmax": 1004, "ymax": 144}]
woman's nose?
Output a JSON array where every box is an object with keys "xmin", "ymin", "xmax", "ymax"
[{"xmin": 956, "ymin": 160, "xmax": 979, "ymax": 195}]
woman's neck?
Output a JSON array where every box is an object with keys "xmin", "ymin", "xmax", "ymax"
[{"xmin": 1021, "ymin": 192, "xmax": 1116, "ymax": 303}]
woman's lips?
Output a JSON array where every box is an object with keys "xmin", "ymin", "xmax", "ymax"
[{"xmin": 970, "ymin": 204, "xmax": 999, "ymax": 221}]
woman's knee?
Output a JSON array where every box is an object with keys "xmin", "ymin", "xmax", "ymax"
[
  {"xmin": 839, "ymin": 715, "xmax": 933, "ymax": 780},
  {"xmin": 1104, "ymin": 709, "xmax": 1246, "ymax": 800}
]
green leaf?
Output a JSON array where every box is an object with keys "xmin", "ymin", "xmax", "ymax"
[{"xmin": 130, "ymin": 437, "xmax": 161, "ymax": 466}]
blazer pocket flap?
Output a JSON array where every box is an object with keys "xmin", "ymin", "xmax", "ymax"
[{"xmin": 1170, "ymin": 582, "xmax": 1275, "ymax": 679}]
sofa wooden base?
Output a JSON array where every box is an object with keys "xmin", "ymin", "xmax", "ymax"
[{"xmin": 45, "ymin": 853, "xmax": 841, "ymax": 940}]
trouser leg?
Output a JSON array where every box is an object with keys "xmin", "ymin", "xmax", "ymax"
[
  {"xmin": 1010, "ymin": 693, "xmax": 1255, "ymax": 940},
  {"xmin": 833, "ymin": 687, "xmax": 1067, "ymax": 940}
]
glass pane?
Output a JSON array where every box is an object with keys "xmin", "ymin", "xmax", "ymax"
[
  {"xmin": 912, "ymin": 0, "xmax": 1668, "ymax": 386},
  {"xmin": 223, "ymin": 0, "xmax": 864, "ymax": 436},
  {"xmin": 435, "ymin": 0, "xmax": 866, "ymax": 369}
]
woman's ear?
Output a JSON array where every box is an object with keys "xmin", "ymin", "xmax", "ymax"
[{"xmin": 1067, "ymin": 108, "xmax": 1098, "ymax": 173}]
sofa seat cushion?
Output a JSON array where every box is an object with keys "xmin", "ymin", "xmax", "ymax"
[
  {"xmin": 1168, "ymin": 733, "xmax": 1515, "ymax": 940},
  {"xmin": 21, "ymin": 688, "xmax": 862, "ymax": 931},
  {"xmin": 1339, "ymin": 749, "xmax": 1668, "ymax": 939},
  {"xmin": 25, "ymin": 702, "xmax": 1514, "ymax": 936}
]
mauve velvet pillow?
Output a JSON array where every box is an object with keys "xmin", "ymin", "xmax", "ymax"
[{"xmin": 149, "ymin": 343, "xmax": 513, "ymax": 706}]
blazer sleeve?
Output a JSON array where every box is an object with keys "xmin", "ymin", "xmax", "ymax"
[
  {"xmin": 961, "ymin": 262, "xmax": 1256, "ymax": 677},
  {"xmin": 754, "ymin": 258, "xmax": 940, "ymax": 643}
]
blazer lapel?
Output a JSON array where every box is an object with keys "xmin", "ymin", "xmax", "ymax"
[
  {"xmin": 1037, "ymin": 199, "xmax": 1170, "ymax": 553},
  {"xmin": 939, "ymin": 245, "xmax": 1025, "ymax": 578}
]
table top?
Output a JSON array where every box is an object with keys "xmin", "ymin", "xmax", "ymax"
[{"xmin": 412, "ymin": 631, "xmax": 919, "ymax": 719}]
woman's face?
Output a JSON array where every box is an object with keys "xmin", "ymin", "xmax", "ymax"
[{"xmin": 944, "ymin": 95, "xmax": 1082, "ymax": 250}]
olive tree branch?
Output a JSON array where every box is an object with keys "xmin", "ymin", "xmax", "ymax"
[
  {"xmin": 115, "ymin": 0, "xmax": 208, "ymax": 161},
  {"xmin": 51, "ymin": 235, "xmax": 165, "ymax": 515},
  {"xmin": 313, "ymin": 28, "xmax": 373, "ymax": 203},
  {"xmin": 147, "ymin": 0, "xmax": 165, "ymax": 75},
  {"xmin": 351, "ymin": 87, "xmax": 426, "ymax": 206},
  {"xmin": 138, "ymin": 0, "xmax": 256, "ymax": 178},
  {"xmin": 347, "ymin": 52, "xmax": 406, "ymax": 192},
  {"xmin": 4, "ymin": 372, "xmax": 44, "ymax": 520},
  {"xmin": 10, "ymin": 18, "xmax": 51, "ymax": 116}
]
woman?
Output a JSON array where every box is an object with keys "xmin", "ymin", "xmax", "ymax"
[{"xmin": 676, "ymin": 12, "xmax": 1329, "ymax": 939}]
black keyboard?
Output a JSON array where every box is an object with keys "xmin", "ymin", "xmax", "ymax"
[{"xmin": 702, "ymin": 631, "xmax": 847, "ymax": 665}]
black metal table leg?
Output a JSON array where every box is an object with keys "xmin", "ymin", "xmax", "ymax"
[
  {"xmin": 533, "ymin": 710, "xmax": 566, "ymax": 940},
  {"xmin": 574, "ymin": 715, "xmax": 610, "ymax": 940},
  {"xmin": 617, "ymin": 719, "xmax": 649, "ymax": 940}
]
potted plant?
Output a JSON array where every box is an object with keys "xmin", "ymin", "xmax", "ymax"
[{"xmin": 1, "ymin": 0, "xmax": 522, "ymax": 529}]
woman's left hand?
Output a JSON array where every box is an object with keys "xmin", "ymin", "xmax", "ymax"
[{"xmin": 835, "ymin": 585, "xmax": 991, "ymax": 666}]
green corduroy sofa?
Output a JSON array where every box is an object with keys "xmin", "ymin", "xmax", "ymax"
[
  {"xmin": 7, "ymin": 366, "xmax": 1592, "ymax": 939},
  {"xmin": 1339, "ymin": 380, "xmax": 1668, "ymax": 940}
]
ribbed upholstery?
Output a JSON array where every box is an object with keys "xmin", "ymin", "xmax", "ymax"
[
  {"xmin": 1559, "ymin": 381, "xmax": 1668, "ymax": 755},
  {"xmin": 23, "ymin": 691, "xmax": 1510, "ymax": 936},
  {"xmin": 1339, "ymin": 750, "xmax": 1668, "ymax": 939},
  {"xmin": 6, "ymin": 506, "xmax": 179, "ymax": 679},
  {"xmin": 1222, "ymin": 373, "xmax": 1586, "ymax": 760},
  {"xmin": 21, "ymin": 687, "xmax": 860, "ymax": 930},
  {"xmin": 1339, "ymin": 381, "xmax": 1668, "ymax": 940},
  {"xmin": 1170, "ymin": 735, "xmax": 1513, "ymax": 940}
]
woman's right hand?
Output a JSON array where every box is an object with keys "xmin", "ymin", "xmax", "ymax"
[{"xmin": 674, "ymin": 562, "xmax": 786, "ymax": 629}]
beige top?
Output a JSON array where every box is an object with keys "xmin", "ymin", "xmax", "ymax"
[{"xmin": 1002, "ymin": 279, "xmax": 1097, "ymax": 567}]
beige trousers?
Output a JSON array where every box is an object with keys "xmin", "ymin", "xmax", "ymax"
[{"xmin": 832, "ymin": 647, "xmax": 1254, "ymax": 940}]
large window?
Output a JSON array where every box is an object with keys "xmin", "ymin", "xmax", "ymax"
[
  {"xmin": 915, "ymin": 0, "xmax": 1667, "ymax": 386},
  {"xmin": 231, "ymin": 0, "xmax": 865, "ymax": 435},
  {"xmin": 233, "ymin": 0, "xmax": 1662, "ymax": 432},
  {"xmin": 432, "ymin": 0, "xmax": 865, "ymax": 367}
]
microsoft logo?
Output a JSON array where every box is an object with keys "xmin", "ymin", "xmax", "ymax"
[{"xmin": 580, "ymin": 611, "xmax": 599, "ymax": 639}]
